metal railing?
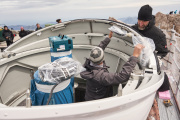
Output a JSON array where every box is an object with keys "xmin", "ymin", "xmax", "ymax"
[
  {"xmin": 160, "ymin": 24, "xmax": 180, "ymax": 113},
  {"xmin": 165, "ymin": 25, "xmax": 180, "ymax": 80},
  {"xmin": 167, "ymin": 26, "xmax": 180, "ymax": 53},
  {"xmin": 175, "ymin": 31, "xmax": 180, "ymax": 38}
]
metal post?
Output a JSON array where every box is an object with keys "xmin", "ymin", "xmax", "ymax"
[
  {"xmin": 26, "ymin": 89, "xmax": 31, "ymax": 108},
  {"xmin": 171, "ymin": 25, "xmax": 176, "ymax": 41},
  {"xmin": 73, "ymin": 82, "xmax": 78, "ymax": 102},
  {"xmin": 171, "ymin": 26, "xmax": 176, "ymax": 66},
  {"xmin": 117, "ymin": 84, "xmax": 122, "ymax": 97}
]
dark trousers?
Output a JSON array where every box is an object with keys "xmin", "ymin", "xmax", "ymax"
[
  {"xmin": 6, "ymin": 39, "xmax": 13, "ymax": 46},
  {"xmin": 158, "ymin": 73, "xmax": 170, "ymax": 91}
]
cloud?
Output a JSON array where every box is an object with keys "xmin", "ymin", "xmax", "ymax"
[
  {"xmin": 1, "ymin": 0, "xmax": 180, "ymax": 25},
  {"xmin": 63, "ymin": 0, "xmax": 180, "ymax": 10},
  {"xmin": 1, "ymin": 0, "xmax": 180, "ymax": 12},
  {"xmin": 0, "ymin": 0, "xmax": 67, "ymax": 11}
]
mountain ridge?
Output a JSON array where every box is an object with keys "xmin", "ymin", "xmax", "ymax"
[{"xmin": 3, "ymin": 17, "xmax": 138, "ymax": 30}]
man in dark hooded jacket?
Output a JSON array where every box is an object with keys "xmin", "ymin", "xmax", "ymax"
[
  {"xmin": 2, "ymin": 26, "xmax": 14, "ymax": 46},
  {"xmin": 80, "ymin": 31, "xmax": 144, "ymax": 101},
  {"xmin": 132, "ymin": 5, "xmax": 168, "ymax": 58},
  {"xmin": 132, "ymin": 5, "xmax": 171, "ymax": 108},
  {"xmin": 132, "ymin": 5, "xmax": 170, "ymax": 92}
]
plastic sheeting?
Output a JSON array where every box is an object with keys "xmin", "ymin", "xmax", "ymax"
[
  {"xmin": 30, "ymin": 48, "xmax": 76, "ymax": 105},
  {"xmin": 30, "ymin": 56, "xmax": 85, "ymax": 105},
  {"xmin": 132, "ymin": 36, "xmax": 155, "ymax": 67},
  {"xmin": 30, "ymin": 71, "xmax": 74, "ymax": 105},
  {"xmin": 109, "ymin": 25, "xmax": 155, "ymax": 67},
  {"xmin": 38, "ymin": 57, "xmax": 85, "ymax": 84}
]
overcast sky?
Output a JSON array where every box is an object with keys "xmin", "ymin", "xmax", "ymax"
[{"xmin": 0, "ymin": 0, "xmax": 180, "ymax": 25}]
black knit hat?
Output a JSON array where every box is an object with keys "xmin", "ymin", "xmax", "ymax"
[
  {"xmin": 4, "ymin": 26, "xmax": 7, "ymax": 29},
  {"xmin": 56, "ymin": 19, "xmax": 61, "ymax": 23},
  {"xmin": 138, "ymin": 5, "xmax": 152, "ymax": 21}
]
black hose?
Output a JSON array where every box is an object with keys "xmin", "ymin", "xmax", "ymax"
[
  {"xmin": 61, "ymin": 35, "xmax": 64, "ymax": 39},
  {"xmin": 46, "ymin": 84, "xmax": 58, "ymax": 105}
]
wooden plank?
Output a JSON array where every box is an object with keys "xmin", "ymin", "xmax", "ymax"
[
  {"xmin": 176, "ymin": 89, "xmax": 180, "ymax": 111},
  {"xmin": 166, "ymin": 90, "xmax": 180, "ymax": 120},
  {"xmin": 157, "ymin": 98, "xmax": 169, "ymax": 120},
  {"xmin": 157, "ymin": 90, "xmax": 180, "ymax": 120}
]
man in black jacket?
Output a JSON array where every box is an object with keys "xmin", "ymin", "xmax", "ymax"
[
  {"xmin": 132, "ymin": 5, "xmax": 168, "ymax": 58},
  {"xmin": 19, "ymin": 27, "xmax": 28, "ymax": 38},
  {"xmin": 2, "ymin": 26, "xmax": 14, "ymax": 46},
  {"xmin": 132, "ymin": 5, "xmax": 171, "ymax": 107},
  {"xmin": 110, "ymin": 5, "xmax": 170, "ymax": 107}
]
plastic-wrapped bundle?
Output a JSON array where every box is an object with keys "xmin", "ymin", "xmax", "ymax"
[
  {"xmin": 109, "ymin": 26, "xmax": 155, "ymax": 67},
  {"xmin": 132, "ymin": 36, "xmax": 155, "ymax": 67},
  {"xmin": 38, "ymin": 57, "xmax": 85, "ymax": 84},
  {"xmin": 108, "ymin": 26, "xmax": 127, "ymax": 36}
]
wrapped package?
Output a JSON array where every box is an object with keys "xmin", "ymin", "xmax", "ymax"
[
  {"xmin": 108, "ymin": 26, "xmax": 127, "ymax": 36},
  {"xmin": 132, "ymin": 36, "xmax": 155, "ymax": 67},
  {"xmin": 38, "ymin": 57, "xmax": 85, "ymax": 84}
]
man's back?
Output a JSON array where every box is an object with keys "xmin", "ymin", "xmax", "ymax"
[
  {"xmin": 81, "ymin": 59, "xmax": 111, "ymax": 100},
  {"xmin": 80, "ymin": 36, "xmax": 140, "ymax": 101}
]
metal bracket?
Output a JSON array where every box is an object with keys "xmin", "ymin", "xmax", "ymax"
[
  {"xmin": 51, "ymin": 25, "xmax": 66, "ymax": 31},
  {"xmin": 37, "ymin": 32, "xmax": 42, "ymax": 36}
]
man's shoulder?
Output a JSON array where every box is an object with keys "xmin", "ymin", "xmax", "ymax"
[
  {"xmin": 149, "ymin": 26, "xmax": 165, "ymax": 37},
  {"xmin": 19, "ymin": 31, "xmax": 24, "ymax": 34},
  {"xmin": 5, "ymin": 30, "xmax": 12, "ymax": 33}
]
